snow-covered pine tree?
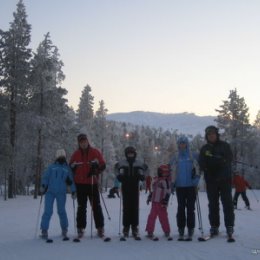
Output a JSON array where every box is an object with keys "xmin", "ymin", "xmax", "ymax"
[
  {"xmin": 0, "ymin": 0, "xmax": 32, "ymax": 198},
  {"xmin": 77, "ymin": 84, "xmax": 94, "ymax": 135},
  {"xmin": 28, "ymin": 33, "xmax": 71, "ymax": 198},
  {"xmin": 215, "ymin": 89, "xmax": 251, "ymax": 170},
  {"xmin": 93, "ymin": 100, "xmax": 109, "ymax": 190}
]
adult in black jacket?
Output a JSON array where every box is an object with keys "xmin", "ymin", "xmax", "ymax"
[
  {"xmin": 199, "ymin": 125, "xmax": 234, "ymax": 239},
  {"xmin": 117, "ymin": 146, "xmax": 146, "ymax": 238}
]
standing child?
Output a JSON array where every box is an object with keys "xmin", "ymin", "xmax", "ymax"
[
  {"xmin": 40, "ymin": 149, "xmax": 76, "ymax": 241},
  {"xmin": 145, "ymin": 164, "xmax": 172, "ymax": 240},
  {"xmin": 232, "ymin": 171, "xmax": 252, "ymax": 210},
  {"xmin": 117, "ymin": 146, "xmax": 146, "ymax": 240}
]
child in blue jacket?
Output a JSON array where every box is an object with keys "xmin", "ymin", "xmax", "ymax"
[{"xmin": 40, "ymin": 149, "xmax": 76, "ymax": 240}]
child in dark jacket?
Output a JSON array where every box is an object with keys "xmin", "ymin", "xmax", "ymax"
[
  {"xmin": 145, "ymin": 165, "xmax": 171, "ymax": 239},
  {"xmin": 40, "ymin": 149, "xmax": 76, "ymax": 240}
]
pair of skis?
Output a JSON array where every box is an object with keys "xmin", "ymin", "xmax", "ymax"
[{"xmin": 198, "ymin": 234, "xmax": 235, "ymax": 243}]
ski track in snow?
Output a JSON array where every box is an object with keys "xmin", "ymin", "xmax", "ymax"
[{"xmin": 0, "ymin": 191, "xmax": 259, "ymax": 260}]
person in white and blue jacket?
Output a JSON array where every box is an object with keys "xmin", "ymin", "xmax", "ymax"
[
  {"xmin": 40, "ymin": 149, "xmax": 76, "ymax": 240},
  {"xmin": 169, "ymin": 136, "xmax": 200, "ymax": 241}
]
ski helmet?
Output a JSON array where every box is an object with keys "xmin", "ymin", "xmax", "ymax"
[
  {"xmin": 157, "ymin": 164, "xmax": 171, "ymax": 178},
  {"xmin": 124, "ymin": 146, "xmax": 137, "ymax": 159}
]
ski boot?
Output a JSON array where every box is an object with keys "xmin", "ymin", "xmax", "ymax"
[
  {"xmin": 77, "ymin": 228, "xmax": 84, "ymax": 239},
  {"xmin": 41, "ymin": 230, "xmax": 48, "ymax": 240},
  {"xmin": 210, "ymin": 226, "xmax": 219, "ymax": 237},
  {"xmin": 226, "ymin": 226, "xmax": 235, "ymax": 242},
  {"xmin": 177, "ymin": 228, "xmax": 185, "ymax": 241},
  {"xmin": 186, "ymin": 228, "xmax": 194, "ymax": 241},
  {"xmin": 97, "ymin": 227, "xmax": 104, "ymax": 238}
]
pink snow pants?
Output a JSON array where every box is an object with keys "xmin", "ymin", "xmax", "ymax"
[{"xmin": 146, "ymin": 202, "xmax": 170, "ymax": 234}]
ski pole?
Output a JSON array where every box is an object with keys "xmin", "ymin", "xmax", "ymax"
[
  {"xmin": 100, "ymin": 190, "xmax": 111, "ymax": 220},
  {"xmin": 90, "ymin": 175, "xmax": 94, "ymax": 239},
  {"xmin": 118, "ymin": 189, "xmax": 122, "ymax": 235},
  {"xmin": 72, "ymin": 198, "xmax": 80, "ymax": 242},
  {"xmin": 34, "ymin": 195, "xmax": 43, "ymax": 239},
  {"xmin": 195, "ymin": 189, "xmax": 205, "ymax": 239},
  {"xmin": 250, "ymin": 189, "xmax": 259, "ymax": 203}
]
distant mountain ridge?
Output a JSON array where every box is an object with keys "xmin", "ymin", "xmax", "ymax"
[{"xmin": 106, "ymin": 111, "xmax": 216, "ymax": 136}]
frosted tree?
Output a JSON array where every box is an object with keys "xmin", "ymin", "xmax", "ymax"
[
  {"xmin": 0, "ymin": 0, "xmax": 32, "ymax": 198},
  {"xmin": 215, "ymin": 89, "xmax": 251, "ymax": 168},
  {"xmin": 254, "ymin": 110, "xmax": 260, "ymax": 129},
  {"xmin": 77, "ymin": 84, "xmax": 94, "ymax": 134},
  {"xmin": 93, "ymin": 100, "xmax": 108, "ymax": 190},
  {"xmin": 29, "ymin": 33, "xmax": 68, "ymax": 198}
]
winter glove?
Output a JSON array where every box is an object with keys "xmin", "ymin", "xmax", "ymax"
[
  {"xmin": 66, "ymin": 176, "xmax": 73, "ymax": 185},
  {"xmin": 88, "ymin": 160, "xmax": 100, "ymax": 177},
  {"xmin": 161, "ymin": 193, "xmax": 170, "ymax": 207},
  {"xmin": 146, "ymin": 192, "xmax": 152, "ymax": 205},
  {"xmin": 160, "ymin": 199, "xmax": 168, "ymax": 207},
  {"xmin": 39, "ymin": 185, "xmax": 47, "ymax": 195},
  {"xmin": 71, "ymin": 192, "xmax": 77, "ymax": 200},
  {"xmin": 191, "ymin": 168, "xmax": 196, "ymax": 178}
]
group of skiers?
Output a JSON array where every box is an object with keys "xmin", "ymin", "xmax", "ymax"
[{"xmin": 39, "ymin": 125, "xmax": 253, "ymax": 242}]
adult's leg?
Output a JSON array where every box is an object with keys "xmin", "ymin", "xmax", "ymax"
[
  {"xmin": 186, "ymin": 187, "xmax": 196, "ymax": 230},
  {"xmin": 90, "ymin": 184, "xmax": 104, "ymax": 229},
  {"xmin": 206, "ymin": 181, "xmax": 220, "ymax": 228},
  {"xmin": 176, "ymin": 187, "xmax": 187, "ymax": 229},
  {"xmin": 76, "ymin": 184, "xmax": 88, "ymax": 229},
  {"xmin": 219, "ymin": 178, "xmax": 235, "ymax": 230}
]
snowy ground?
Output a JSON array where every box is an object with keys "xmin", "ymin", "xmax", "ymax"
[{"xmin": 0, "ymin": 190, "xmax": 260, "ymax": 260}]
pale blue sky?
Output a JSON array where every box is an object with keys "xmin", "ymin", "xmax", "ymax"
[{"xmin": 1, "ymin": 0, "xmax": 260, "ymax": 122}]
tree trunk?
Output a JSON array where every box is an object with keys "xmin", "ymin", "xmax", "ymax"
[{"xmin": 34, "ymin": 129, "xmax": 42, "ymax": 199}]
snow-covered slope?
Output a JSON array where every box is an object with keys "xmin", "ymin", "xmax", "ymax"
[
  {"xmin": 0, "ymin": 190, "xmax": 259, "ymax": 260},
  {"xmin": 107, "ymin": 111, "xmax": 216, "ymax": 135}
]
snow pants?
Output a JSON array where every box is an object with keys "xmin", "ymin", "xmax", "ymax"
[
  {"xmin": 233, "ymin": 191, "xmax": 250, "ymax": 207},
  {"xmin": 176, "ymin": 186, "xmax": 196, "ymax": 229},
  {"xmin": 122, "ymin": 189, "xmax": 139, "ymax": 229},
  {"xmin": 76, "ymin": 184, "xmax": 104, "ymax": 230},
  {"xmin": 146, "ymin": 202, "xmax": 170, "ymax": 234},
  {"xmin": 206, "ymin": 177, "xmax": 234, "ymax": 228},
  {"xmin": 40, "ymin": 192, "xmax": 68, "ymax": 231}
]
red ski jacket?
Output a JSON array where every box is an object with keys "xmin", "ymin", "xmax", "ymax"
[
  {"xmin": 232, "ymin": 175, "xmax": 250, "ymax": 192},
  {"xmin": 69, "ymin": 146, "xmax": 106, "ymax": 185}
]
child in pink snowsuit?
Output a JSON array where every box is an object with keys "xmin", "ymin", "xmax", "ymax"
[{"xmin": 146, "ymin": 165, "xmax": 171, "ymax": 238}]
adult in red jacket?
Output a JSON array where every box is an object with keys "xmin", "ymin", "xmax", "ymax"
[
  {"xmin": 232, "ymin": 172, "xmax": 251, "ymax": 210},
  {"xmin": 70, "ymin": 133, "xmax": 106, "ymax": 238}
]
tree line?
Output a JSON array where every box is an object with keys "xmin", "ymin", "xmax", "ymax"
[{"xmin": 1, "ymin": 1, "xmax": 260, "ymax": 199}]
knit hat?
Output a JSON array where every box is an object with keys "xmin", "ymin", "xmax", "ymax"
[{"xmin": 55, "ymin": 149, "xmax": 66, "ymax": 159}]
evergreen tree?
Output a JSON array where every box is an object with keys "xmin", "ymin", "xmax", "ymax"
[
  {"xmin": 0, "ymin": 0, "xmax": 32, "ymax": 198},
  {"xmin": 93, "ymin": 100, "xmax": 108, "ymax": 189},
  {"xmin": 254, "ymin": 110, "xmax": 260, "ymax": 129},
  {"xmin": 77, "ymin": 84, "xmax": 94, "ymax": 134},
  {"xmin": 215, "ymin": 89, "xmax": 251, "ymax": 166},
  {"xmin": 28, "ymin": 33, "xmax": 68, "ymax": 198}
]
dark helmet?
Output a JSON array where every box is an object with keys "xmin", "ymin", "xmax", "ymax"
[
  {"xmin": 77, "ymin": 133, "xmax": 88, "ymax": 142},
  {"xmin": 124, "ymin": 146, "xmax": 137, "ymax": 158},
  {"xmin": 205, "ymin": 125, "xmax": 219, "ymax": 135},
  {"xmin": 157, "ymin": 164, "xmax": 171, "ymax": 178},
  {"xmin": 205, "ymin": 125, "xmax": 219, "ymax": 142}
]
